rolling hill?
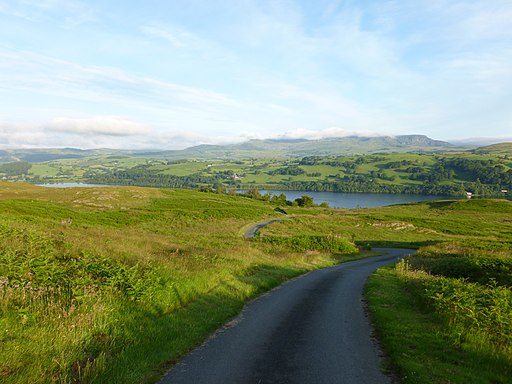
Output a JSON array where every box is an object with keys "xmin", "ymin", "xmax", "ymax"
[
  {"xmin": 0, "ymin": 135, "xmax": 462, "ymax": 164},
  {"xmin": 139, "ymin": 135, "xmax": 460, "ymax": 159},
  {"xmin": 472, "ymin": 142, "xmax": 512, "ymax": 155}
]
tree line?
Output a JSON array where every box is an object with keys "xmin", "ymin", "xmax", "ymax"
[{"xmin": 82, "ymin": 156, "xmax": 511, "ymax": 197}]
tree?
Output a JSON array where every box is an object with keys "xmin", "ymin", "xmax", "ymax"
[
  {"xmin": 295, "ymin": 195, "xmax": 314, "ymax": 207},
  {"xmin": 213, "ymin": 182, "xmax": 226, "ymax": 194},
  {"xmin": 245, "ymin": 187, "xmax": 262, "ymax": 200}
]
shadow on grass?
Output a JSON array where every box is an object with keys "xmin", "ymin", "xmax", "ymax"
[
  {"xmin": 74, "ymin": 264, "xmax": 309, "ymax": 384},
  {"xmin": 81, "ymin": 247, "xmax": 510, "ymax": 384},
  {"xmin": 355, "ymin": 239, "xmax": 442, "ymax": 249},
  {"xmin": 426, "ymin": 200, "xmax": 457, "ymax": 209}
]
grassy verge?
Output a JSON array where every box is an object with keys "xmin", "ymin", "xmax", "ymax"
[
  {"xmin": 253, "ymin": 197, "xmax": 512, "ymax": 383},
  {"xmin": 366, "ymin": 251, "xmax": 512, "ymax": 383}
]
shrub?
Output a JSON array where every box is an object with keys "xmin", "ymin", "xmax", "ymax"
[
  {"xmin": 260, "ymin": 234, "xmax": 357, "ymax": 254},
  {"xmin": 423, "ymin": 276, "xmax": 512, "ymax": 352},
  {"xmin": 0, "ymin": 225, "xmax": 158, "ymax": 302}
]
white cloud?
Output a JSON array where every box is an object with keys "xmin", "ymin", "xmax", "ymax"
[
  {"xmin": 149, "ymin": 130, "xmax": 247, "ymax": 150},
  {"xmin": 1, "ymin": 119, "xmax": 389, "ymax": 150},
  {"xmin": 274, "ymin": 127, "xmax": 387, "ymax": 141},
  {"xmin": 141, "ymin": 25, "xmax": 201, "ymax": 49},
  {"xmin": 2, "ymin": 1, "xmax": 512, "ymax": 147},
  {"xmin": 0, "ymin": 118, "xmax": 250, "ymax": 150},
  {"xmin": 0, "ymin": 121, "xmax": 49, "ymax": 148},
  {"xmin": 0, "ymin": 49, "xmax": 250, "ymax": 121},
  {"xmin": 45, "ymin": 117, "xmax": 151, "ymax": 136},
  {"xmin": 0, "ymin": 0, "xmax": 96, "ymax": 25}
]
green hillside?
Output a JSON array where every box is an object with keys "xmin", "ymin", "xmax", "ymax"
[
  {"xmin": 143, "ymin": 135, "xmax": 460, "ymax": 159},
  {"xmin": 0, "ymin": 182, "xmax": 511, "ymax": 383},
  {"xmin": 0, "ymin": 135, "xmax": 463, "ymax": 165},
  {"xmin": 5, "ymin": 149, "xmax": 508, "ymax": 198},
  {"xmin": 0, "ymin": 182, "xmax": 358, "ymax": 383},
  {"xmin": 473, "ymin": 142, "xmax": 512, "ymax": 155}
]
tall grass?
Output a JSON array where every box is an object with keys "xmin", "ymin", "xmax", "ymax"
[
  {"xmin": 3, "ymin": 182, "xmax": 511, "ymax": 383},
  {"xmin": 366, "ymin": 267, "xmax": 512, "ymax": 384},
  {"xmin": 0, "ymin": 183, "xmax": 359, "ymax": 383},
  {"xmin": 257, "ymin": 234, "xmax": 358, "ymax": 254},
  {"xmin": 365, "ymin": 199, "xmax": 512, "ymax": 383},
  {"xmin": 368, "ymin": 244, "xmax": 512, "ymax": 383},
  {"xmin": 397, "ymin": 259, "xmax": 512, "ymax": 358}
]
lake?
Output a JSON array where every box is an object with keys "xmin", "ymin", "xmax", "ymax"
[
  {"xmin": 238, "ymin": 189, "xmax": 453, "ymax": 208},
  {"xmin": 257, "ymin": 190, "xmax": 451, "ymax": 208},
  {"xmin": 38, "ymin": 183, "xmax": 451, "ymax": 209}
]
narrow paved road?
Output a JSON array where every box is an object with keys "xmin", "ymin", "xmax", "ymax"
[
  {"xmin": 243, "ymin": 217, "xmax": 293, "ymax": 239},
  {"xmin": 158, "ymin": 248, "xmax": 413, "ymax": 384}
]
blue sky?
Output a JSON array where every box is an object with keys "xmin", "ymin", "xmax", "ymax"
[{"xmin": 1, "ymin": 0, "xmax": 511, "ymax": 149}]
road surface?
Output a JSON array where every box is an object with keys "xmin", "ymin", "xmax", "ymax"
[
  {"xmin": 158, "ymin": 248, "xmax": 413, "ymax": 384},
  {"xmin": 243, "ymin": 217, "xmax": 293, "ymax": 239}
]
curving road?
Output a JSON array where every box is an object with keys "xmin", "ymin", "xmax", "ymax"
[
  {"xmin": 243, "ymin": 217, "xmax": 294, "ymax": 239},
  {"xmin": 158, "ymin": 248, "xmax": 413, "ymax": 384}
]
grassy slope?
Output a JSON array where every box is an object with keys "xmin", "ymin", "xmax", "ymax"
[
  {"xmin": 366, "ymin": 268, "xmax": 511, "ymax": 383},
  {"xmin": 473, "ymin": 142, "xmax": 512, "ymax": 155},
  {"xmin": 4, "ymin": 151, "xmax": 509, "ymax": 193},
  {"xmin": 1, "ymin": 182, "xmax": 511, "ymax": 383},
  {"xmin": 0, "ymin": 182, "xmax": 359, "ymax": 383}
]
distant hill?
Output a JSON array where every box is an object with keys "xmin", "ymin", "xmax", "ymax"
[
  {"xmin": 450, "ymin": 137, "xmax": 512, "ymax": 147},
  {"xmin": 0, "ymin": 148, "xmax": 133, "ymax": 164},
  {"xmin": 0, "ymin": 135, "xmax": 467, "ymax": 163},
  {"xmin": 152, "ymin": 135, "xmax": 461, "ymax": 159},
  {"xmin": 472, "ymin": 142, "xmax": 512, "ymax": 155}
]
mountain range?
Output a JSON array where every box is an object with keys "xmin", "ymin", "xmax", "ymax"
[{"xmin": 1, "ymin": 135, "xmax": 508, "ymax": 163}]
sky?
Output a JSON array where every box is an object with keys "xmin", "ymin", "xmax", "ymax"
[{"xmin": 1, "ymin": 0, "xmax": 511, "ymax": 150}]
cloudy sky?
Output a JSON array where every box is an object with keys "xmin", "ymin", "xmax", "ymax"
[{"xmin": 1, "ymin": 0, "xmax": 511, "ymax": 149}]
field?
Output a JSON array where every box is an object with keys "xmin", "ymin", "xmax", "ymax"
[
  {"xmin": 1, "ymin": 149, "xmax": 511, "ymax": 197},
  {"xmin": 0, "ymin": 182, "xmax": 360, "ymax": 383},
  {"xmin": 1, "ymin": 182, "xmax": 511, "ymax": 383}
]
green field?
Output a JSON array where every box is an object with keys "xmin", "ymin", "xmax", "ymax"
[
  {"xmin": 0, "ymin": 182, "xmax": 359, "ymax": 383},
  {"xmin": 1, "ymin": 148, "xmax": 511, "ymax": 198},
  {"xmin": 0, "ymin": 182, "xmax": 511, "ymax": 383}
]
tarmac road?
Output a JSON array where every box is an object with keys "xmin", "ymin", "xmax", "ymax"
[
  {"xmin": 158, "ymin": 248, "xmax": 413, "ymax": 384},
  {"xmin": 243, "ymin": 217, "xmax": 293, "ymax": 239}
]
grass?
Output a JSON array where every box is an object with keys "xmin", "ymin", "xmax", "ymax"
[
  {"xmin": 366, "ymin": 267, "xmax": 511, "ymax": 383},
  {"xmin": 259, "ymin": 197, "xmax": 512, "ymax": 382},
  {"xmin": 1, "ymin": 181, "xmax": 511, "ymax": 383},
  {"xmin": 365, "ymin": 199, "xmax": 512, "ymax": 383},
  {"xmin": 5, "ymin": 150, "xmax": 510, "ymax": 196},
  {"xmin": 0, "ymin": 182, "xmax": 360, "ymax": 383}
]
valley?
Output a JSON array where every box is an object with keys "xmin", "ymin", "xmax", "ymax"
[{"xmin": 1, "ymin": 141, "xmax": 511, "ymax": 199}]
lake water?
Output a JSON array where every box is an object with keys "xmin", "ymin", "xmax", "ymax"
[
  {"xmin": 258, "ymin": 190, "xmax": 451, "ymax": 208},
  {"xmin": 38, "ymin": 183, "xmax": 451, "ymax": 209}
]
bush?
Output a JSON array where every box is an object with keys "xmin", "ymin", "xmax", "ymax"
[
  {"xmin": 0, "ymin": 225, "xmax": 158, "ymax": 302},
  {"xmin": 423, "ymin": 276, "xmax": 512, "ymax": 352},
  {"xmin": 396, "ymin": 246, "xmax": 512, "ymax": 359},
  {"xmin": 260, "ymin": 234, "xmax": 357, "ymax": 254},
  {"xmin": 408, "ymin": 256, "xmax": 512, "ymax": 286}
]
